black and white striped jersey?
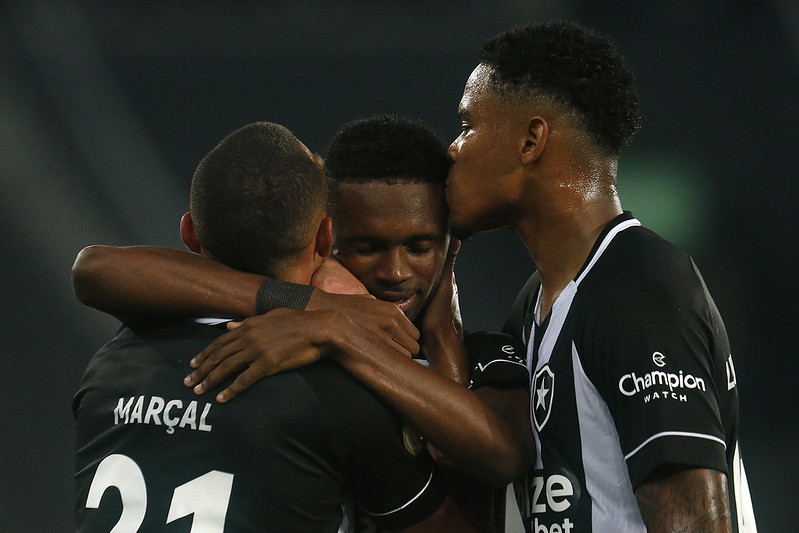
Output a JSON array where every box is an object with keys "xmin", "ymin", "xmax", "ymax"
[{"xmin": 504, "ymin": 212, "xmax": 756, "ymax": 533}]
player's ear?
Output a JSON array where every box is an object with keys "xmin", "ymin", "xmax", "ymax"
[
  {"xmin": 314, "ymin": 216, "xmax": 333, "ymax": 259},
  {"xmin": 180, "ymin": 212, "xmax": 202, "ymax": 254},
  {"xmin": 520, "ymin": 116, "xmax": 548, "ymax": 165}
]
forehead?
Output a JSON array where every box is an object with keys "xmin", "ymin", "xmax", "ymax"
[
  {"xmin": 333, "ymin": 181, "xmax": 447, "ymax": 237},
  {"xmin": 460, "ymin": 63, "xmax": 497, "ymax": 112}
]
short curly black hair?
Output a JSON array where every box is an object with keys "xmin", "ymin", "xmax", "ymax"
[
  {"xmin": 481, "ymin": 20, "xmax": 641, "ymax": 155},
  {"xmin": 323, "ymin": 115, "xmax": 449, "ymax": 210},
  {"xmin": 190, "ymin": 122, "xmax": 326, "ymax": 276}
]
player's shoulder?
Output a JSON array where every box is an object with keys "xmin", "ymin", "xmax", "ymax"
[
  {"xmin": 588, "ymin": 225, "xmax": 701, "ymax": 300},
  {"xmin": 464, "ymin": 330, "xmax": 525, "ymax": 356},
  {"xmin": 464, "ymin": 330, "xmax": 528, "ymax": 390},
  {"xmin": 573, "ymin": 224, "xmax": 710, "ymax": 333}
]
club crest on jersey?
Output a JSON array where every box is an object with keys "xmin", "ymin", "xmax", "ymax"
[{"xmin": 533, "ymin": 365, "xmax": 555, "ymax": 431}]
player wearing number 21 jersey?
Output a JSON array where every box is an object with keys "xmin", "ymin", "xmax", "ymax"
[
  {"xmin": 73, "ymin": 121, "xmax": 448, "ymax": 532},
  {"xmin": 73, "ymin": 317, "xmax": 447, "ymax": 532}
]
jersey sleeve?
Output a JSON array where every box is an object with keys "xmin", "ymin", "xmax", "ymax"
[
  {"xmin": 464, "ymin": 331, "xmax": 528, "ymax": 390},
  {"xmin": 584, "ymin": 261, "xmax": 729, "ymax": 488},
  {"xmin": 301, "ymin": 361, "xmax": 447, "ymax": 530}
]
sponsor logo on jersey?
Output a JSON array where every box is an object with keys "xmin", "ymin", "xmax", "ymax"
[
  {"xmin": 618, "ymin": 352, "xmax": 706, "ymax": 404},
  {"xmin": 474, "ymin": 344, "xmax": 526, "ymax": 371},
  {"xmin": 516, "ymin": 469, "xmax": 581, "ymax": 533},
  {"xmin": 533, "ymin": 365, "xmax": 554, "ymax": 431},
  {"xmin": 113, "ymin": 395, "xmax": 213, "ymax": 435}
]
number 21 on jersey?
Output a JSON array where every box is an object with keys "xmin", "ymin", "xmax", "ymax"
[{"xmin": 85, "ymin": 454, "xmax": 234, "ymax": 532}]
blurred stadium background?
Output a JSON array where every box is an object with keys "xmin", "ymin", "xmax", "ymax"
[{"xmin": 1, "ymin": 1, "xmax": 796, "ymax": 530}]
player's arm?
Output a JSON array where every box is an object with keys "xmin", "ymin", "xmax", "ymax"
[
  {"xmin": 188, "ymin": 244, "xmax": 533, "ymax": 485},
  {"xmin": 417, "ymin": 240, "xmax": 468, "ymax": 386},
  {"xmin": 599, "ymin": 269, "xmax": 736, "ymax": 533},
  {"xmin": 72, "ymin": 244, "xmax": 419, "ymax": 353},
  {"xmin": 72, "ymin": 245, "xmax": 263, "ymax": 320},
  {"xmin": 416, "ymin": 241, "xmax": 533, "ymax": 476},
  {"xmin": 634, "ymin": 466, "xmax": 732, "ymax": 532}
]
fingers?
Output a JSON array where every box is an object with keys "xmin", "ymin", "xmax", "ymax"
[
  {"xmin": 184, "ymin": 335, "xmax": 252, "ymax": 393},
  {"xmin": 391, "ymin": 325, "xmax": 420, "ymax": 354},
  {"xmin": 389, "ymin": 322, "xmax": 420, "ymax": 356},
  {"xmin": 187, "ymin": 329, "xmax": 239, "ymax": 374},
  {"xmin": 215, "ymin": 366, "xmax": 259, "ymax": 403},
  {"xmin": 371, "ymin": 299, "xmax": 421, "ymax": 353},
  {"xmin": 381, "ymin": 298, "xmax": 420, "ymax": 337},
  {"xmin": 185, "ymin": 309, "xmax": 329, "ymax": 402}
]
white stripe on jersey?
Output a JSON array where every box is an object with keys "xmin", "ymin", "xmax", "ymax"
[
  {"xmin": 624, "ymin": 431, "xmax": 727, "ymax": 461},
  {"xmin": 575, "ymin": 218, "xmax": 641, "ymax": 286},
  {"xmin": 572, "ymin": 342, "xmax": 646, "ymax": 532},
  {"xmin": 362, "ymin": 466, "xmax": 435, "ymax": 517},
  {"xmin": 733, "ymin": 443, "xmax": 758, "ymax": 532}
]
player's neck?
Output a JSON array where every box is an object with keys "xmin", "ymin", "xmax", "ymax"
[
  {"xmin": 271, "ymin": 259, "xmax": 315, "ymax": 287},
  {"xmin": 516, "ymin": 194, "xmax": 621, "ymax": 319}
]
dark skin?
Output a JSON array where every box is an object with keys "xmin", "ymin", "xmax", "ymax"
[
  {"xmin": 72, "ymin": 245, "xmax": 421, "ymax": 357},
  {"xmin": 447, "ymin": 62, "xmax": 733, "ymax": 531},
  {"xmin": 74, "ymin": 239, "xmax": 515, "ymax": 529},
  {"xmin": 635, "ymin": 467, "xmax": 732, "ymax": 533},
  {"xmin": 72, "ymin": 182, "xmax": 533, "ymax": 496}
]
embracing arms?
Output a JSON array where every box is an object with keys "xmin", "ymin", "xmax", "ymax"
[
  {"xmin": 72, "ymin": 244, "xmax": 533, "ymax": 484},
  {"xmin": 72, "ymin": 245, "xmax": 419, "ymax": 355},
  {"xmin": 185, "ymin": 242, "xmax": 532, "ymax": 484},
  {"xmin": 72, "ymin": 246, "xmax": 263, "ymax": 319}
]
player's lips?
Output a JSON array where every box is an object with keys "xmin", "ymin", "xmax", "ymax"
[{"xmin": 374, "ymin": 291, "xmax": 417, "ymax": 313}]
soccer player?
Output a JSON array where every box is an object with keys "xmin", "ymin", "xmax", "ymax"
[
  {"xmin": 73, "ymin": 122, "xmax": 476, "ymax": 532},
  {"xmin": 73, "ymin": 116, "xmax": 533, "ymax": 532},
  {"xmin": 446, "ymin": 21, "xmax": 756, "ymax": 532}
]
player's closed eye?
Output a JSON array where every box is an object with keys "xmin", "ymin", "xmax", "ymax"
[{"xmin": 406, "ymin": 244, "xmax": 433, "ymax": 254}]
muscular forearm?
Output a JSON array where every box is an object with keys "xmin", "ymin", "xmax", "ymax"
[
  {"xmin": 330, "ymin": 340, "xmax": 530, "ymax": 485},
  {"xmin": 72, "ymin": 245, "xmax": 263, "ymax": 319},
  {"xmin": 634, "ymin": 467, "xmax": 732, "ymax": 532},
  {"xmin": 421, "ymin": 327, "xmax": 469, "ymax": 387}
]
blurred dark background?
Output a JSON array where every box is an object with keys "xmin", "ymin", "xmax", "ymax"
[{"xmin": 1, "ymin": 1, "xmax": 795, "ymax": 530}]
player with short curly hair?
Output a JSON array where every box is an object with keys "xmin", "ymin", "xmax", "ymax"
[
  {"xmin": 324, "ymin": 114, "xmax": 451, "ymax": 184},
  {"xmin": 448, "ymin": 20, "xmax": 756, "ymax": 532},
  {"xmin": 479, "ymin": 20, "xmax": 641, "ymax": 156}
]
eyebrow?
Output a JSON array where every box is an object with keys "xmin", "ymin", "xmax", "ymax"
[{"xmin": 342, "ymin": 233, "xmax": 445, "ymax": 243}]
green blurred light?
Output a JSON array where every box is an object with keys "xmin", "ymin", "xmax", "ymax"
[{"xmin": 617, "ymin": 152, "xmax": 712, "ymax": 251}]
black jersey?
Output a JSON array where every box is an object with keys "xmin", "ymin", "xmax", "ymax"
[
  {"xmin": 464, "ymin": 330, "xmax": 529, "ymax": 391},
  {"xmin": 503, "ymin": 212, "xmax": 756, "ymax": 533},
  {"xmin": 354, "ymin": 329, "xmax": 530, "ymax": 533},
  {"xmin": 74, "ymin": 319, "xmax": 446, "ymax": 532}
]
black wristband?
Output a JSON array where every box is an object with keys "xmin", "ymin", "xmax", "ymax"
[{"xmin": 255, "ymin": 277, "xmax": 314, "ymax": 314}]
